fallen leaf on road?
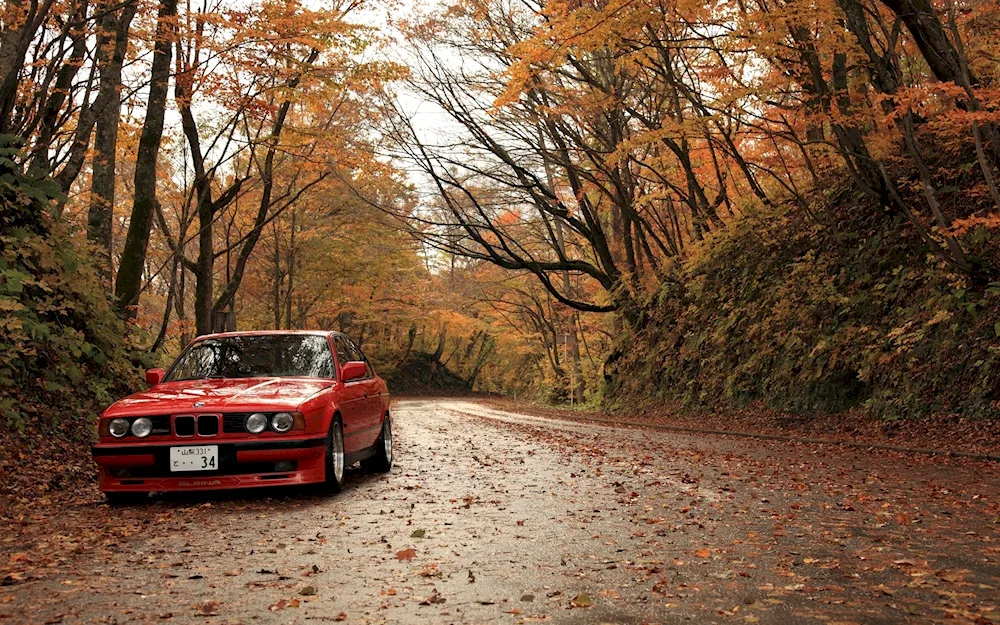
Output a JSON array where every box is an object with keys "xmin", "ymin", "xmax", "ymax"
[
  {"xmin": 268, "ymin": 599, "xmax": 300, "ymax": 611},
  {"xmin": 396, "ymin": 548, "xmax": 416, "ymax": 561},
  {"xmin": 695, "ymin": 549, "xmax": 711, "ymax": 558},
  {"xmin": 570, "ymin": 593, "xmax": 594, "ymax": 608},
  {"xmin": 419, "ymin": 590, "xmax": 445, "ymax": 605},
  {"xmin": 194, "ymin": 601, "xmax": 219, "ymax": 616}
]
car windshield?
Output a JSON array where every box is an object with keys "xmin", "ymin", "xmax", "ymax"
[{"xmin": 164, "ymin": 335, "xmax": 335, "ymax": 381}]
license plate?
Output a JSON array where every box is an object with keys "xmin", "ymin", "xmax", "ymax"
[{"xmin": 169, "ymin": 446, "xmax": 219, "ymax": 472}]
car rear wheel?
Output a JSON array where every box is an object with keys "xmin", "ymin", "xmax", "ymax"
[
  {"xmin": 323, "ymin": 420, "xmax": 346, "ymax": 493},
  {"xmin": 362, "ymin": 414, "xmax": 392, "ymax": 474},
  {"xmin": 104, "ymin": 492, "xmax": 148, "ymax": 506}
]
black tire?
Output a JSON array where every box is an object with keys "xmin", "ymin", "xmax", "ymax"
[
  {"xmin": 323, "ymin": 419, "xmax": 346, "ymax": 494},
  {"xmin": 362, "ymin": 414, "xmax": 393, "ymax": 474},
  {"xmin": 104, "ymin": 491, "xmax": 148, "ymax": 506}
]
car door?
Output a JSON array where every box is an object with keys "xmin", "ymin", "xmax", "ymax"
[
  {"xmin": 345, "ymin": 338, "xmax": 382, "ymax": 447},
  {"xmin": 333, "ymin": 336, "xmax": 367, "ymax": 454}
]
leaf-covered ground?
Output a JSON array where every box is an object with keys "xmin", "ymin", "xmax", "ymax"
[{"xmin": 2, "ymin": 399, "xmax": 998, "ymax": 624}]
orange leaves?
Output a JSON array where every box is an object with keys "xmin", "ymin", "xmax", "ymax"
[
  {"xmin": 396, "ymin": 548, "xmax": 417, "ymax": 561},
  {"xmin": 950, "ymin": 213, "xmax": 1000, "ymax": 236},
  {"xmin": 268, "ymin": 598, "xmax": 300, "ymax": 610}
]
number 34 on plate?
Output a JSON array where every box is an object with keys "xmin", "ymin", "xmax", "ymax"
[{"xmin": 169, "ymin": 446, "xmax": 219, "ymax": 472}]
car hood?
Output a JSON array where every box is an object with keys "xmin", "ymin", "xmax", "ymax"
[{"xmin": 104, "ymin": 378, "xmax": 333, "ymax": 417}]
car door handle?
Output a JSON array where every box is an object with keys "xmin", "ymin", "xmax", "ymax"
[{"xmin": 364, "ymin": 392, "xmax": 369, "ymax": 398}]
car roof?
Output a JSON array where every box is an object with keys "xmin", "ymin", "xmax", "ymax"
[{"xmin": 195, "ymin": 330, "xmax": 347, "ymax": 341}]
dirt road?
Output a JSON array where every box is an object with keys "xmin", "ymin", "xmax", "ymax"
[{"xmin": 3, "ymin": 399, "xmax": 999, "ymax": 624}]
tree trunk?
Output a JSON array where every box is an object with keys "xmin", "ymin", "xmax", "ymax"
[
  {"xmin": 29, "ymin": 0, "xmax": 90, "ymax": 175},
  {"xmin": 539, "ymin": 126, "xmax": 587, "ymax": 403},
  {"xmin": 272, "ymin": 221, "xmax": 283, "ymax": 329},
  {"xmin": 210, "ymin": 50, "xmax": 318, "ymax": 318},
  {"xmin": 114, "ymin": 0, "xmax": 179, "ymax": 315},
  {"xmin": 0, "ymin": 0, "xmax": 58, "ymax": 133},
  {"xmin": 87, "ymin": 1, "xmax": 136, "ymax": 276},
  {"xmin": 879, "ymin": 0, "xmax": 967, "ymax": 85},
  {"xmin": 194, "ymin": 198, "xmax": 214, "ymax": 334},
  {"xmin": 176, "ymin": 261, "xmax": 189, "ymax": 348},
  {"xmin": 285, "ymin": 209, "xmax": 296, "ymax": 329},
  {"xmin": 399, "ymin": 326, "xmax": 416, "ymax": 364}
]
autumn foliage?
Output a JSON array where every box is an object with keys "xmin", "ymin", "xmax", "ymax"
[
  {"xmin": 1, "ymin": 0, "xmax": 999, "ymax": 423},
  {"xmin": 385, "ymin": 0, "xmax": 1000, "ymax": 415}
]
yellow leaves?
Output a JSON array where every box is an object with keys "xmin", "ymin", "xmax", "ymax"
[
  {"xmin": 569, "ymin": 592, "xmax": 594, "ymax": 607},
  {"xmin": 924, "ymin": 309, "xmax": 953, "ymax": 327}
]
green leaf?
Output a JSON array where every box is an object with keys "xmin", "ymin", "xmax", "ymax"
[{"xmin": 570, "ymin": 593, "xmax": 594, "ymax": 608}]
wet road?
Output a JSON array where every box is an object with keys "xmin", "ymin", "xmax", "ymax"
[{"xmin": 3, "ymin": 399, "xmax": 999, "ymax": 624}]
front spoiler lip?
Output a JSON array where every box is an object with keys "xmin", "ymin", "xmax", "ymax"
[
  {"xmin": 100, "ymin": 469, "xmax": 326, "ymax": 493},
  {"xmin": 91, "ymin": 436, "xmax": 326, "ymax": 456}
]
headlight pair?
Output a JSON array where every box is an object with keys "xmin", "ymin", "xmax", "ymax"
[
  {"xmin": 245, "ymin": 412, "xmax": 295, "ymax": 434},
  {"xmin": 108, "ymin": 417, "xmax": 152, "ymax": 438}
]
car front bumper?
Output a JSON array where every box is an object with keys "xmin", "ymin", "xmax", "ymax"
[{"xmin": 92, "ymin": 436, "xmax": 327, "ymax": 493}]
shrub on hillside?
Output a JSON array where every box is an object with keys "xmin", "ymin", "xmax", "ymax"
[
  {"xmin": 606, "ymin": 197, "xmax": 1000, "ymax": 420},
  {"xmin": 0, "ymin": 137, "xmax": 142, "ymax": 433}
]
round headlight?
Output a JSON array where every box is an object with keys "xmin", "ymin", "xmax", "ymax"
[
  {"xmin": 246, "ymin": 413, "xmax": 268, "ymax": 434},
  {"xmin": 131, "ymin": 417, "xmax": 153, "ymax": 438},
  {"xmin": 109, "ymin": 418, "xmax": 130, "ymax": 438},
  {"xmin": 271, "ymin": 412, "xmax": 294, "ymax": 433}
]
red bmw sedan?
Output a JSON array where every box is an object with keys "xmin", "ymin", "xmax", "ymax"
[{"xmin": 91, "ymin": 331, "xmax": 392, "ymax": 504}]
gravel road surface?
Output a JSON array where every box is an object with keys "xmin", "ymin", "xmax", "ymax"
[{"xmin": 2, "ymin": 399, "xmax": 998, "ymax": 624}]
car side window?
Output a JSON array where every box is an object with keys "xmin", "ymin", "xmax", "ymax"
[
  {"xmin": 347, "ymin": 339, "xmax": 374, "ymax": 378},
  {"xmin": 333, "ymin": 337, "xmax": 351, "ymax": 370}
]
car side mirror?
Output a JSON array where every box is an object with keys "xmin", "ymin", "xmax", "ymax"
[
  {"xmin": 146, "ymin": 368, "xmax": 165, "ymax": 386},
  {"xmin": 341, "ymin": 361, "xmax": 367, "ymax": 382}
]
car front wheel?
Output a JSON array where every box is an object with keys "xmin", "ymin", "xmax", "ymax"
[{"xmin": 323, "ymin": 420, "xmax": 346, "ymax": 493}]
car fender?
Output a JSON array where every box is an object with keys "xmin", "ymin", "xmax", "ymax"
[{"xmin": 297, "ymin": 386, "xmax": 339, "ymax": 436}]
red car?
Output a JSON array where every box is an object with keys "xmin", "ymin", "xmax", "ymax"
[{"xmin": 92, "ymin": 331, "xmax": 392, "ymax": 504}]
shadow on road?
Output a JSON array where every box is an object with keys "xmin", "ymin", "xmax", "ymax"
[{"xmin": 106, "ymin": 464, "xmax": 386, "ymax": 508}]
